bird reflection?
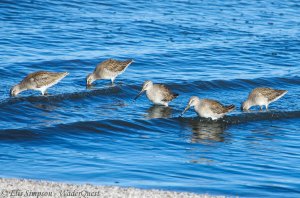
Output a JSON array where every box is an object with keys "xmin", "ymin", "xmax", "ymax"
[
  {"xmin": 187, "ymin": 119, "xmax": 228, "ymax": 143},
  {"xmin": 86, "ymin": 84, "xmax": 95, "ymax": 90},
  {"xmin": 86, "ymin": 82, "xmax": 120, "ymax": 90},
  {"xmin": 33, "ymin": 103, "xmax": 58, "ymax": 111},
  {"xmin": 145, "ymin": 105, "xmax": 172, "ymax": 119}
]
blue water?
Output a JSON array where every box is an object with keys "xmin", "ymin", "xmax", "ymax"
[{"xmin": 1, "ymin": 0, "xmax": 300, "ymax": 197}]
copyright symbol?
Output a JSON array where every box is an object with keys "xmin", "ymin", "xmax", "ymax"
[{"xmin": 1, "ymin": 190, "xmax": 8, "ymax": 197}]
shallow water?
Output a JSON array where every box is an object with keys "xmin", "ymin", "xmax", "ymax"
[{"xmin": 1, "ymin": 0, "xmax": 300, "ymax": 197}]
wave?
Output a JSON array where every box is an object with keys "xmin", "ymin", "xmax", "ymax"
[
  {"xmin": 1, "ymin": 110, "xmax": 299, "ymax": 141},
  {"xmin": 1, "ymin": 75, "xmax": 298, "ymax": 107},
  {"xmin": 0, "ymin": 85, "xmax": 124, "ymax": 107},
  {"xmin": 175, "ymin": 76, "xmax": 300, "ymax": 90}
]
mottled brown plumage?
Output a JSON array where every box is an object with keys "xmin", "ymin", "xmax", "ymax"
[
  {"xmin": 10, "ymin": 71, "xmax": 69, "ymax": 96},
  {"xmin": 158, "ymin": 84, "xmax": 179, "ymax": 102},
  {"xmin": 86, "ymin": 58, "xmax": 134, "ymax": 85},
  {"xmin": 134, "ymin": 81, "xmax": 179, "ymax": 106},
  {"xmin": 20, "ymin": 71, "xmax": 68, "ymax": 88},
  {"xmin": 181, "ymin": 96, "xmax": 235, "ymax": 120},
  {"xmin": 101, "ymin": 59, "xmax": 133, "ymax": 73},
  {"xmin": 242, "ymin": 87, "xmax": 287, "ymax": 111},
  {"xmin": 203, "ymin": 99, "xmax": 235, "ymax": 114},
  {"xmin": 250, "ymin": 88, "xmax": 286, "ymax": 102}
]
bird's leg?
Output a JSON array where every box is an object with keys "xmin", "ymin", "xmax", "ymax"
[
  {"xmin": 111, "ymin": 78, "xmax": 116, "ymax": 86},
  {"xmin": 41, "ymin": 90, "xmax": 48, "ymax": 96},
  {"xmin": 266, "ymin": 105, "xmax": 269, "ymax": 111},
  {"xmin": 259, "ymin": 106, "xmax": 263, "ymax": 111}
]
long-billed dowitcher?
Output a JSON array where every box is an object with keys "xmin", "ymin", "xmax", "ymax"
[
  {"xmin": 241, "ymin": 87, "xmax": 287, "ymax": 111},
  {"xmin": 180, "ymin": 96, "xmax": 235, "ymax": 120},
  {"xmin": 134, "ymin": 80, "xmax": 179, "ymax": 106},
  {"xmin": 86, "ymin": 58, "xmax": 133, "ymax": 86},
  {"xmin": 10, "ymin": 71, "xmax": 69, "ymax": 96}
]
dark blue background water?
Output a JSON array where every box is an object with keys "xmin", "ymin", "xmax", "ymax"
[{"xmin": 1, "ymin": 0, "xmax": 300, "ymax": 197}]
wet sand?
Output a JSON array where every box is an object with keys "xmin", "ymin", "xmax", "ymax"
[{"xmin": 0, "ymin": 178, "xmax": 224, "ymax": 198}]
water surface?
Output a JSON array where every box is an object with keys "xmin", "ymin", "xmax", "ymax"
[{"xmin": 1, "ymin": 0, "xmax": 300, "ymax": 197}]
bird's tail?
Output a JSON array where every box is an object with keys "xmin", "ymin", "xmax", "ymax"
[
  {"xmin": 125, "ymin": 59, "xmax": 134, "ymax": 65},
  {"xmin": 272, "ymin": 90, "xmax": 288, "ymax": 102},
  {"xmin": 62, "ymin": 72, "xmax": 69, "ymax": 77},
  {"xmin": 173, "ymin": 93, "xmax": 179, "ymax": 99}
]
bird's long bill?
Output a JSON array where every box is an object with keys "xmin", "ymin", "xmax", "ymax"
[
  {"xmin": 134, "ymin": 90, "xmax": 145, "ymax": 101},
  {"xmin": 86, "ymin": 84, "xmax": 94, "ymax": 90},
  {"xmin": 180, "ymin": 105, "xmax": 190, "ymax": 117},
  {"xmin": 9, "ymin": 88, "xmax": 15, "ymax": 97},
  {"xmin": 240, "ymin": 105, "xmax": 244, "ymax": 111},
  {"xmin": 86, "ymin": 79, "xmax": 91, "ymax": 87}
]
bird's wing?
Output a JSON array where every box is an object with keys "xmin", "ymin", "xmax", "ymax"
[
  {"xmin": 24, "ymin": 71, "xmax": 66, "ymax": 88},
  {"xmin": 248, "ymin": 87, "xmax": 270, "ymax": 100},
  {"xmin": 158, "ymin": 84, "xmax": 178, "ymax": 102},
  {"xmin": 102, "ymin": 59, "xmax": 133, "ymax": 73},
  {"xmin": 204, "ymin": 99, "xmax": 225, "ymax": 114},
  {"xmin": 253, "ymin": 87, "xmax": 285, "ymax": 102},
  {"xmin": 263, "ymin": 89, "xmax": 286, "ymax": 102}
]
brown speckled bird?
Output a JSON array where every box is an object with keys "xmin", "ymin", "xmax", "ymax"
[
  {"xmin": 242, "ymin": 87, "xmax": 287, "ymax": 111},
  {"xmin": 10, "ymin": 71, "xmax": 69, "ymax": 96},
  {"xmin": 181, "ymin": 96, "xmax": 235, "ymax": 120},
  {"xmin": 86, "ymin": 58, "xmax": 133, "ymax": 85},
  {"xmin": 134, "ymin": 80, "xmax": 179, "ymax": 106}
]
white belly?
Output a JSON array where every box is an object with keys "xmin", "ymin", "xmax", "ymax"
[
  {"xmin": 100, "ymin": 69, "xmax": 119, "ymax": 80},
  {"xmin": 146, "ymin": 90, "xmax": 167, "ymax": 106},
  {"xmin": 33, "ymin": 81, "xmax": 59, "ymax": 94},
  {"xmin": 195, "ymin": 105, "xmax": 224, "ymax": 120},
  {"xmin": 254, "ymin": 95, "xmax": 268, "ymax": 106}
]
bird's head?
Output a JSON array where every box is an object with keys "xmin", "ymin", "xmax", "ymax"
[
  {"xmin": 10, "ymin": 85, "xmax": 21, "ymax": 97},
  {"xmin": 86, "ymin": 73, "xmax": 96, "ymax": 86}
]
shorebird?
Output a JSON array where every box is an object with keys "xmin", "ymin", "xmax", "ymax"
[
  {"xmin": 86, "ymin": 58, "xmax": 133, "ymax": 86},
  {"xmin": 180, "ymin": 96, "xmax": 235, "ymax": 120},
  {"xmin": 134, "ymin": 80, "xmax": 179, "ymax": 106},
  {"xmin": 10, "ymin": 71, "xmax": 69, "ymax": 96},
  {"xmin": 241, "ymin": 87, "xmax": 287, "ymax": 111}
]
